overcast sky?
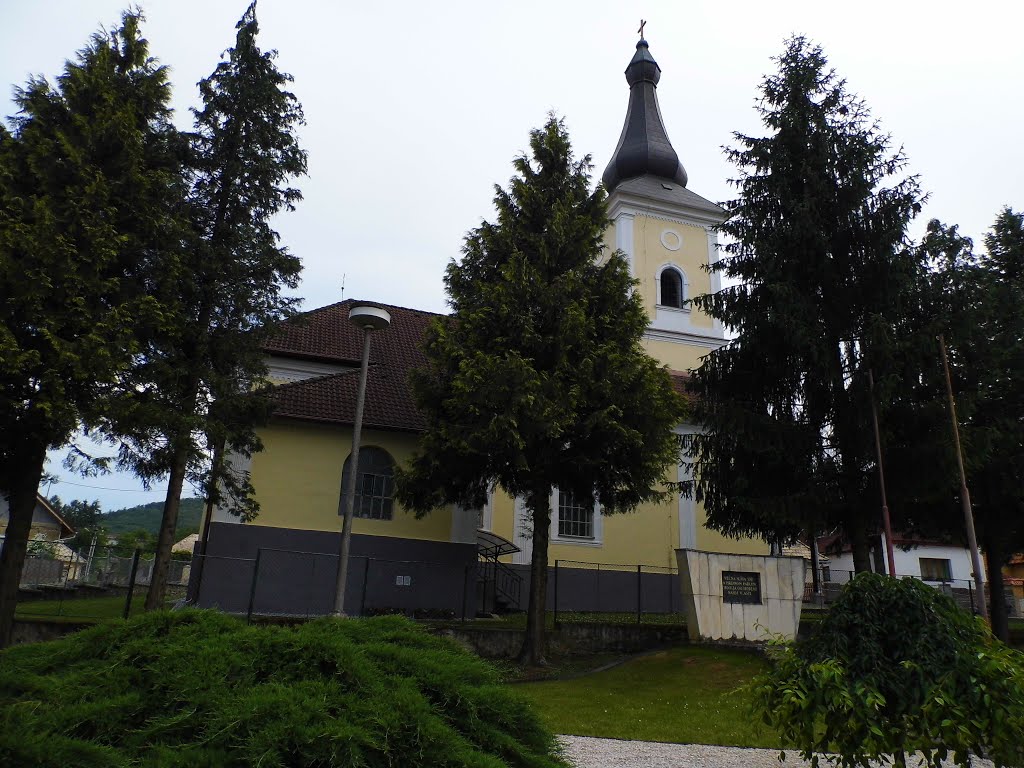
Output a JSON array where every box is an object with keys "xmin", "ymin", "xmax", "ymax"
[{"xmin": 4, "ymin": 0, "xmax": 1021, "ymax": 511}]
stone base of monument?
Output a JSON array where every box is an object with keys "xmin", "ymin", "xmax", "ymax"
[{"xmin": 675, "ymin": 549, "xmax": 805, "ymax": 643}]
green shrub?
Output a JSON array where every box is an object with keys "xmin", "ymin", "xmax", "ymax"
[
  {"xmin": 752, "ymin": 573, "xmax": 1024, "ymax": 767},
  {"xmin": 0, "ymin": 610, "xmax": 567, "ymax": 767}
]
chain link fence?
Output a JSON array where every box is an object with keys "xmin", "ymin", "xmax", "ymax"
[
  {"xmin": 801, "ymin": 567, "xmax": 1002, "ymax": 615},
  {"xmin": 16, "ymin": 545, "xmax": 191, "ymax": 621},
  {"xmin": 190, "ymin": 548, "xmax": 479, "ymax": 621},
  {"xmin": 552, "ymin": 560, "xmax": 685, "ymax": 625}
]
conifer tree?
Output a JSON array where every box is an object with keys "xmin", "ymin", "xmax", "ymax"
[
  {"xmin": 106, "ymin": 1, "xmax": 306, "ymax": 610},
  {"xmin": 923, "ymin": 210, "xmax": 1024, "ymax": 640},
  {"xmin": 686, "ymin": 37, "xmax": 924, "ymax": 571},
  {"xmin": 396, "ymin": 117, "xmax": 685, "ymax": 665},
  {"xmin": 970, "ymin": 208, "xmax": 1024, "ymax": 639},
  {"xmin": 0, "ymin": 12, "xmax": 182, "ymax": 646}
]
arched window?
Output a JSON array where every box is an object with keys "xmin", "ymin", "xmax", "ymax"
[
  {"xmin": 340, "ymin": 447, "xmax": 395, "ymax": 520},
  {"xmin": 659, "ymin": 267, "xmax": 685, "ymax": 309}
]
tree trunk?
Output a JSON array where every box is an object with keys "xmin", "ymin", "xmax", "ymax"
[
  {"xmin": 808, "ymin": 524, "xmax": 821, "ymax": 596},
  {"xmin": 145, "ymin": 442, "xmax": 190, "ymax": 611},
  {"xmin": 983, "ymin": 531, "xmax": 1009, "ymax": 642},
  {"xmin": 0, "ymin": 440, "xmax": 47, "ymax": 648},
  {"xmin": 517, "ymin": 486, "xmax": 551, "ymax": 666},
  {"xmin": 849, "ymin": 518, "xmax": 872, "ymax": 574}
]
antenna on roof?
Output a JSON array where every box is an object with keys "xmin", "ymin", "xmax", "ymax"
[{"xmin": 340, "ymin": 273, "xmax": 346, "ymax": 300}]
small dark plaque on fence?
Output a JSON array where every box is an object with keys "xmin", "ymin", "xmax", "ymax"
[{"xmin": 722, "ymin": 571, "xmax": 762, "ymax": 604}]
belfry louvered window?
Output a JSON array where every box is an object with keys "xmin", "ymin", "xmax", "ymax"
[{"xmin": 659, "ymin": 267, "xmax": 684, "ymax": 308}]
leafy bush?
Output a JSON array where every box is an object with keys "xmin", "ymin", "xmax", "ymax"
[
  {"xmin": 752, "ymin": 573, "xmax": 1024, "ymax": 767},
  {"xmin": 0, "ymin": 610, "xmax": 567, "ymax": 767}
]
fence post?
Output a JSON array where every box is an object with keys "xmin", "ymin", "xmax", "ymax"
[
  {"xmin": 359, "ymin": 557, "xmax": 371, "ymax": 617},
  {"xmin": 123, "ymin": 549, "xmax": 141, "ymax": 620},
  {"xmin": 637, "ymin": 565, "xmax": 642, "ymax": 625},
  {"xmin": 553, "ymin": 560, "xmax": 559, "ymax": 627},
  {"xmin": 968, "ymin": 579, "xmax": 975, "ymax": 614},
  {"xmin": 461, "ymin": 563, "xmax": 469, "ymax": 623},
  {"xmin": 246, "ymin": 549, "xmax": 263, "ymax": 624},
  {"xmin": 668, "ymin": 567, "xmax": 674, "ymax": 614},
  {"xmin": 58, "ymin": 549, "xmax": 73, "ymax": 618},
  {"xmin": 596, "ymin": 563, "xmax": 601, "ymax": 613}
]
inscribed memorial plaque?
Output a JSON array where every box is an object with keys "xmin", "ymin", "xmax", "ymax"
[{"xmin": 722, "ymin": 570, "xmax": 761, "ymax": 604}]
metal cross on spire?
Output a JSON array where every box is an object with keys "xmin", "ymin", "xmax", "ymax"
[{"xmin": 637, "ymin": 19, "xmax": 646, "ymax": 39}]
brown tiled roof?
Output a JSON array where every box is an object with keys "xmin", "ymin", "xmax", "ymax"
[
  {"xmin": 266, "ymin": 300, "xmax": 438, "ymax": 367},
  {"xmin": 266, "ymin": 301, "xmax": 438, "ymax": 432},
  {"xmin": 669, "ymin": 370, "xmax": 690, "ymax": 399},
  {"xmin": 272, "ymin": 366, "xmax": 427, "ymax": 432},
  {"xmin": 266, "ymin": 301, "xmax": 697, "ymax": 432}
]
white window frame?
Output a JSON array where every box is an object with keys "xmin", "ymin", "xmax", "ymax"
[{"xmin": 549, "ymin": 488, "xmax": 603, "ymax": 547}]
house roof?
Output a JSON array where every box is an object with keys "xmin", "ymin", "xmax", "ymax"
[
  {"xmin": 613, "ymin": 174, "xmax": 724, "ymax": 217},
  {"xmin": 267, "ymin": 300, "xmax": 692, "ymax": 432},
  {"xmin": 265, "ymin": 300, "xmax": 436, "ymax": 368},
  {"xmin": 266, "ymin": 300, "xmax": 435, "ymax": 432},
  {"xmin": 818, "ymin": 531, "xmax": 966, "ymax": 555},
  {"xmin": 0, "ymin": 494, "xmax": 75, "ymax": 538},
  {"xmin": 174, "ymin": 533, "xmax": 200, "ymax": 553},
  {"xmin": 36, "ymin": 495, "xmax": 75, "ymax": 538}
]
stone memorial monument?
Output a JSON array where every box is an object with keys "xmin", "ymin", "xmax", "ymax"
[{"xmin": 675, "ymin": 549, "xmax": 805, "ymax": 642}]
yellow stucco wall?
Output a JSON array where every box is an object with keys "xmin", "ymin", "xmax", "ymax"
[
  {"xmin": 631, "ymin": 215, "xmax": 712, "ymax": 327},
  {"xmin": 248, "ymin": 419, "xmax": 453, "ymax": 542},
  {"xmin": 640, "ymin": 338, "xmax": 708, "ymax": 372},
  {"xmin": 486, "ymin": 485, "xmax": 766, "ymax": 566}
]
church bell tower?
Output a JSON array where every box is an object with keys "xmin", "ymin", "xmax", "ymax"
[{"xmin": 603, "ymin": 35, "xmax": 727, "ymax": 372}]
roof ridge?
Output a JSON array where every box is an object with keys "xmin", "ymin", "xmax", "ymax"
[{"xmin": 290, "ymin": 299, "xmax": 446, "ymax": 321}]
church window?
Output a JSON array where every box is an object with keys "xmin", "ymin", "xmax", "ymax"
[
  {"xmin": 557, "ymin": 490, "xmax": 594, "ymax": 539},
  {"xmin": 340, "ymin": 447, "xmax": 395, "ymax": 520},
  {"xmin": 658, "ymin": 267, "xmax": 686, "ymax": 309}
]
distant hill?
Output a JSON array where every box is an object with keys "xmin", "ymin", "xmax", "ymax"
[{"xmin": 101, "ymin": 498, "xmax": 205, "ymax": 537}]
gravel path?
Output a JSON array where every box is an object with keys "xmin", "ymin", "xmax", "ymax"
[{"xmin": 557, "ymin": 736, "xmax": 996, "ymax": 768}]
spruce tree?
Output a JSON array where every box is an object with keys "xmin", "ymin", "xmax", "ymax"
[
  {"xmin": 972, "ymin": 208, "xmax": 1024, "ymax": 639},
  {"xmin": 105, "ymin": 1, "xmax": 306, "ymax": 610},
  {"xmin": 686, "ymin": 37, "xmax": 924, "ymax": 571},
  {"xmin": 0, "ymin": 12, "xmax": 182, "ymax": 646},
  {"xmin": 395, "ymin": 116, "xmax": 685, "ymax": 664},
  {"xmin": 925, "ymin": 209, "xmax": 1024, "ymax": 640}
]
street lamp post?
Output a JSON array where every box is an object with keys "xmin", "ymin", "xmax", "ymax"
[{"xmin": 333, "ymin": 304, "xmax": 391, "ymax": 616}]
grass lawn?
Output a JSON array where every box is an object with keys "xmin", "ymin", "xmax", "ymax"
[
  {"xmin": 516, "ymin": 645, "xmax": 779, "ymax": 748},
  {"xmin": 16, "ymin": 594, "xmax": 148, "ymax": 622}
]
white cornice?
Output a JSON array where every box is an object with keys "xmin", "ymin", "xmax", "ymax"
[
  {"xmin": 607, "ymin": 192, "xmax": 726, "ymax": 229},
  {"xmin": 644, "ymin": 327, "xmax": 728, "ymax": 350}
]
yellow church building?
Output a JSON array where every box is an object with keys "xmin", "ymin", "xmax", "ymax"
[{"xmin": 192, "ymin": 37, "xmax": 766, "ymax": 617}]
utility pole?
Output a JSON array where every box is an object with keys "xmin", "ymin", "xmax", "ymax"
[
  {"xmin": 938, "ymin": 334, "xmax": 988, "ymax": 620},
  {"xmin": 868, "ymin": 368, "xmax": 897, "ymax": 577}
]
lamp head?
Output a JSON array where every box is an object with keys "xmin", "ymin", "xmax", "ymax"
[{"xmin": 348, "ymin": 304, "xmax": 391, "ymax": 332}]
